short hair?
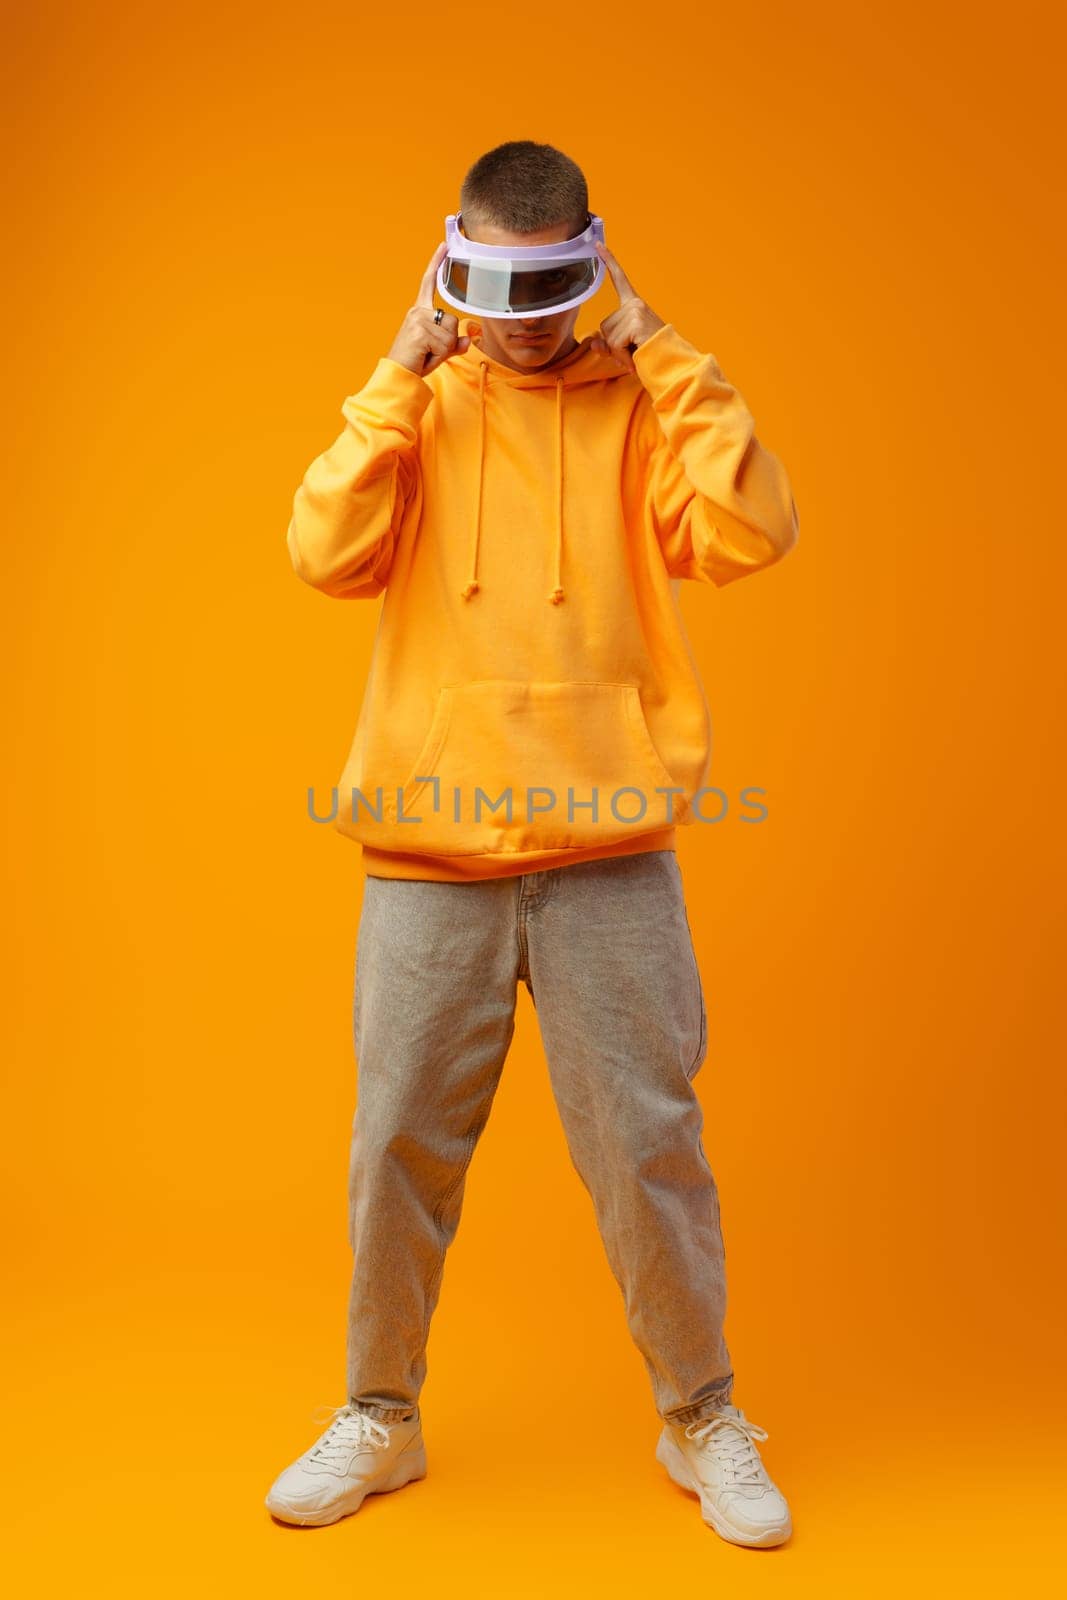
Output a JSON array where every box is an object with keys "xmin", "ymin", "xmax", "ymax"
[{"xmin": 459, "ymin": 140, "xmax": 589, "ymax": 238}]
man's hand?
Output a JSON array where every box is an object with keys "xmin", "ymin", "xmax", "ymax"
[
  {"xmin": 588, "ymin": 240, "xmax": 666, "ymax": 373},
  {"xmin": 386, "ymin": 242, "xmax": 472, "ymax": 377}
]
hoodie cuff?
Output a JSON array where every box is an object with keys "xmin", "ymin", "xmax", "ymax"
[
  {"xmin": 632, "ymin": 322, "xmax": 725, "ymax": 387},
  {"xmin": 344, "ymin": 357, "xmax": 436, "ymax": 427}
]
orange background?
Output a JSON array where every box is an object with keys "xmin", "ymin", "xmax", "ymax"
[{"xmin": 4, "ymin": 0, "xmax": 1065, "ymax": 1592}]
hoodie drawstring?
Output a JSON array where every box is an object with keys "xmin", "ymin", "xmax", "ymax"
[
  {"xmin": 548, "ymin": 377, "xmax": 565, "ymax": 604},
  {"xmin": 460, "ymin": 362, "xmax": 488, "ymax": 600},
  {"xmin": 461, "ymin": 363, "xmax": 565, "ymax": 605}
]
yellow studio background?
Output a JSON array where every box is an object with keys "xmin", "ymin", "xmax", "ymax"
[{"xmin": 3, "ymin": 1, "xmax": 1064, "ymax": 1593}]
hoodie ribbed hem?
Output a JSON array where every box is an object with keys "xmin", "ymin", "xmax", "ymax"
[{"xmin": 360, "ymin": 825, "xmax": 678, "ymax": 882}]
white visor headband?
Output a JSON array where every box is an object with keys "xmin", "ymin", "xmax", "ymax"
[{"xmin": 436, "ymin": 211, "xmax": 606, "ymax": 318}]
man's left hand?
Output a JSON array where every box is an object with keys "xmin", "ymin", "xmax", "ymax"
[{"xmin": 588, "ymin": 240, "xmax": 667, "ymax": 373}]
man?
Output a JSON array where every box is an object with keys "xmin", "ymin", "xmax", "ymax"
[{"xmin": 267, "ymin": 140, "xmax": 799, "ymax": 1548}]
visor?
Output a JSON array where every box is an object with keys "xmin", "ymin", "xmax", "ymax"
[{"xmin": 436, "ymin": 211, "xmax": 606, "ymax": 318}]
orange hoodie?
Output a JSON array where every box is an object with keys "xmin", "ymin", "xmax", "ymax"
[{"xmin": 287, "ymin": 314, "xmax": 799, "ymax": 881}]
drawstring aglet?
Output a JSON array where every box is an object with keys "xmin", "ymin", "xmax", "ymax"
[
  {"xmin": 461, "ymin": 580, "xmax": 480, "ymax": 599},
  {"xmin": 547, "ymin": 586, "xmax": 565, "ymax": 604}
]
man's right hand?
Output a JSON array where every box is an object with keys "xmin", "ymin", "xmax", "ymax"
[{"xmin": 386, "ymin": 243, "xmax": 472, "ymax": 377}]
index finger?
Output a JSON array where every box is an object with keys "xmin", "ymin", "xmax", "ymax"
[
  {"xmin": 596, "ymin": 240, "xmax": 637, "ymax": 302},
  {"xmin": 417, "ymin": 241, "xmax": 447, "ymax": 308}
]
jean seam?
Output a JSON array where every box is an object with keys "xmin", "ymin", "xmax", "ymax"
[
  {"xmin": 516, "ymin": 890, "xmax": 531, "ymax": 981},
  {"xmin": 412, "ymin": 1084, "xmax": 498, "ymax": 1377},
  {"xmin": 678, "ymin": 881, "xmax": 707, "ymax": 1081}
]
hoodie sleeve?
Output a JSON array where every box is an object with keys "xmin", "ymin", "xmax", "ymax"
[
  {"xmin": 286, "ymin": 357, "xmax": 433, "ymax": 599},
  {"xmin": 631, "ymin": 324, "xmax": 799, "ymax": 587}
]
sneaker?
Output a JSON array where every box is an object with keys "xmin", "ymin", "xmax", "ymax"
[
  {"xmin": 265, "ymin": 1403, "xmax": 427, "ymax": 1527},
  {"xmin": 655, "ymin": 1402, "xmax": 792, "ymax": 1547}
]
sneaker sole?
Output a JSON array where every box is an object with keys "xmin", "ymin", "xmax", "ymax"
[
  {"xmin": 265, "ymin": 1438, "xmax": 428, "ymax": 1527},
  {"xmin": 655, "ymin": 1429, "xmax": 792, "ymax": 1548}
]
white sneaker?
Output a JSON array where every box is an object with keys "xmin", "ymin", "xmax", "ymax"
[
  {"xmin": 265, "ymin": 1404, "xmax": 427, "ymax": 1527},
  {"xmin": 655, "ymin": 1402, "xmax": 792, "ymax": 1547}
]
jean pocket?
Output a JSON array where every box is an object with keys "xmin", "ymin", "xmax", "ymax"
[{"xmin": 686, "ymin": 981, "xmax": 708, "ymax": 1081}]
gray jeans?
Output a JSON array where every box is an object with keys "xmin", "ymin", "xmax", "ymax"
[{"xmin": 345, "ymin": 849, "xmax": 734, "ymax": 1428}]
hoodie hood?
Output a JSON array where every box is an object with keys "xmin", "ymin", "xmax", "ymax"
[{"xmin": 436, "ymin": 315, "xmax": 629, "ymax": 605}]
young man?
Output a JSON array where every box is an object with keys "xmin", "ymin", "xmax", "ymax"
[{"xmin": 267, "ymin": 141, "xmax": 799, "ymax": 1547}]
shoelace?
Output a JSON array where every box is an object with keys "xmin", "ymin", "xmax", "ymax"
[
  {"xmin": 684, "ymin": 1409, "xmax": 771, "ymax": 1493},
  {"xmin": 302, "ymin": 1404, "xmax": 391, "ymax": 1469}
]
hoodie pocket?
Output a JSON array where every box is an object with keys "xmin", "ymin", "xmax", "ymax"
[{"xmin": 373, "ymin": 679, "xmax": 680, "ymax": 857}]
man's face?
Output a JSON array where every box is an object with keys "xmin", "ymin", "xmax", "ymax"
[{"xmin": 460, "ymin": 216, "xmax": 584, "ymax": 373}]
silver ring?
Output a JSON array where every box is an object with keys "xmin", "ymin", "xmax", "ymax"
[{"xmin": 433, "ymin": 307, "xmax": 444, "ymax": 325}]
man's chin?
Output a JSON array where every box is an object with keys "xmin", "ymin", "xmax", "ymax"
[{"xmin": 510, "ymin": 338, "xmax": 555, "ymax": 360}]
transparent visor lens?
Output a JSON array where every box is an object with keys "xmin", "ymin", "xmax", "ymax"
[{"xmin": 443, "ymin": 256, "xmax": 597, "ymax": 313}]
